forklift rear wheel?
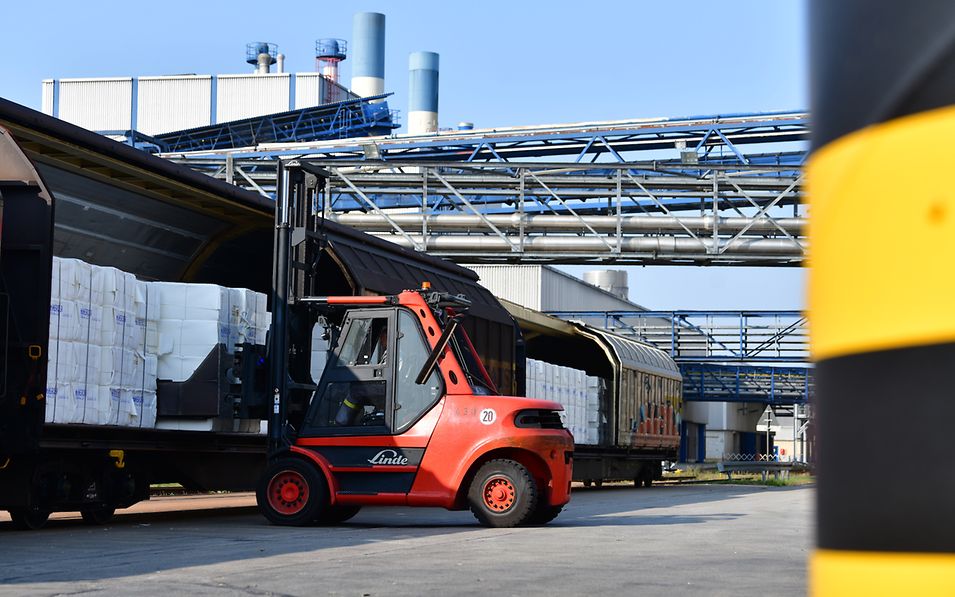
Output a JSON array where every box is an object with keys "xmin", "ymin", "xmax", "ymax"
[
  {"xmin": 81, "ymin": 506, "xmax": 116, "ymax": 525},
  {"xmin": 468, "ymin": 459, "xmax": 538, "ymax": 528},
  {"xmin": 9, "ymin": 507, "xmax": 51, "ymax": 531},
  {"xmin": 257, "ymin": 458, "xmax": 329, "ymax": 526},
  {"xmin": 315, "ymin": 505, "xmax": 361, "ymax": 525}
]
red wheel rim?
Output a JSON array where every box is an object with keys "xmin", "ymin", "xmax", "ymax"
[
  {"xmin": 482, "ymin": 475, "xmax": 516, "ymax": 512},
  {"xmin": 267, "ymin": 470, "xmax": 309, "ymax": 515}
]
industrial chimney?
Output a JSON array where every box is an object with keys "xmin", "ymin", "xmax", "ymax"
[
  {"xmin": 246, "ymin": 42, "xmax": 277, "ymax": 75},
  {"xmin": 584, "ymin": 270, "xmax": 630, "ymax": 300},
  {"xmin": 408, "ymin": 51, "xmax": 439, "ymax": 135},
  {"xmin": 315, "ymin": 39, "xmax": 347, "ymax": 84},
  {"xmin": 316, "ymin": 38, "xmax": 347, "ymax": 103},
  {"xmin": 351, "ymin": 12, "xmax": 386, "ymax": 100}
]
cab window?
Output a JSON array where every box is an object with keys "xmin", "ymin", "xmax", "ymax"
[
  {"xmin": 304, "ymin": 312, "xmax": 393, "ymax": 434},
  {"xmin": 394, "ymin": 309, "xmax": 443, "ymax": 431}
]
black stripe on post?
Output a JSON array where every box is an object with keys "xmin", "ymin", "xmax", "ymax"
[
  {"xmin": 815, "ymin": 342, "xmax": 955, "ymax": 553},
  {"xmin": 811, "ymin": 1, "xmax": 955, "ymax": 149}
]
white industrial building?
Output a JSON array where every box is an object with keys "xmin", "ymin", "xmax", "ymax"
[
  {"xmin": 464, "ymin": 265, "xmax": 644, "ymax": 313},
  {"xmin": 40, "ymin": 72, "xmax": 349, "ymax": 136},
  {"xmin": 465, "ymin": 264, "xmax": 769, "ymax": 462}
]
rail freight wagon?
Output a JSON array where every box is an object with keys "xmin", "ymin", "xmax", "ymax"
[
  {"xmin": 0, "ymin": 99, "xmax": 519, "ymax": 527},
  {"xmin": 506, "ymin": 301, "xmax": 682, "ymax": 485}
]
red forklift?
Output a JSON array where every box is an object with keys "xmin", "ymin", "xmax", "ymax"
[{"xmin": 258, "ymin": 162, "xmax": 573, "ymax": 527}]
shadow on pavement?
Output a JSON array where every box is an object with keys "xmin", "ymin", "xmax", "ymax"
[{"xmin": 0, "ymin": 483, "xmax": 809, "ymax": 585}]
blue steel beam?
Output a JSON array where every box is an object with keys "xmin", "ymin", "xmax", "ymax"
[
  {"xmin": 680, "ymin": 363, "xmax": 812, "ymax": 404},
  {"xmin": 207, "ymin": 110, "xmax": 806, "ymax": 162},
  {"xmin": 169, "ymin": 110, "xmax": 808, "ymax": 206},
  {"xmin": 153, "ymin": 94, "xmax": 398, "ymax": 153}
]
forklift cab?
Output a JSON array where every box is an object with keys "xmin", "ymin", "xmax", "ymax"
[{"xmin": 304, "ymin": 305, "xmax": 445, "ymax": 435}]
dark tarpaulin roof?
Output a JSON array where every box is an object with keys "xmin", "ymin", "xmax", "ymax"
[{"xmin": 327, "ymin": 234, "xmax": 511, "ymax": 325}]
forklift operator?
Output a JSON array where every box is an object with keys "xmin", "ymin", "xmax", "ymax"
[{"xmin": 334, "ymin": 318, "xmax": 389, "ymax": 426}]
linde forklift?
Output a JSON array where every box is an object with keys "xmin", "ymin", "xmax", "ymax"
[{"xmin": 258, "ymin": 161, "xmax": 573, "ymax": 527}]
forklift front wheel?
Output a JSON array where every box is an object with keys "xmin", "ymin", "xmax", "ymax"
[
  {"xmin": 9, "ymin": 507, "xmax": 51, "ymax": 531},
  {"xmin": 257, "ymin": 458, "xmax": 329, "ymax": 526},
  {"xmin": 467, "ymin": 459, "xmax": 539, "ymax": 528}
]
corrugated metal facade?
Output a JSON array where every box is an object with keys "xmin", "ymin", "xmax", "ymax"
[
  {"xmin": 58, "ymin": 78, "xmax": 133, "ymax": 131},
  {"xmin": 294, "ymin": 73, "xmax": 324, "ymax": 109},
  {"xmin": 540, "ymin": 267, "xmax": 640, "ymax": 311},
  {"xmin": 42, "ymin": 73, "xmax": 337, "ymax": 135},
  {"xmin": 216, "ymin": 74, "xmax": 291, "ymax": 123},
  {"xmin": 466, "ymin": 265, "xmax": 642, "ymax": 312},
  {"xmin": 41, "ymin": 80, "xmax": 55, "ymax": 115},
  {"xmin": 466, "ymin": 265, "xmax": 543, "ymax": 310},
  {"xmin": 137, "ymin": 75, "xmax": 212, "ymax": 135}
]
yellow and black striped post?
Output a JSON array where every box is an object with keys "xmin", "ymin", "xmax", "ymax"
[{"xmin": 809, "ymin": 2, "xmax": 955, "ymax": 594}]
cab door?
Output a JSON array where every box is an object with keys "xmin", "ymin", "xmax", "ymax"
[{"xmin": 296, "ymin": 307, "xmax": 444, "ymax": 499}]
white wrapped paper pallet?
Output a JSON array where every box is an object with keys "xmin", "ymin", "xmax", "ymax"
[
  {"xmin": 58, "ymin": 258, "xmax": 92, "ymax": 302},
  {"xmin": 47, "ymin": 258, "xmax": 268, "ymax": 430},
  {"xmin": 46, "ymin": 258, "xmax": 160, "ymax": 428},
  {"xmin": 46, "ymin": 383, "xmax": 75, "ymax": 424}
]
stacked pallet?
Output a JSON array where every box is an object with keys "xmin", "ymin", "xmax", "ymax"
[
  {"xmin": 45, "ymin": 257, "xmax": 269, "ymax": 430},
  {"xmin": 525, "ymin": 359, "xmax": 602, "ymax": 445},
  {"xmin": 46, "ymin": 258, "xmax": 160, "ymax": 427},
  {"xmin": 153, "ymin": 283, "xmax": 268, "ymax": 382}
]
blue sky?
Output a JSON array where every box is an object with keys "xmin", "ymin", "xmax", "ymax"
[{"xmin": 4, "ymin": 0, "xmax": 808, "ymax": 310}]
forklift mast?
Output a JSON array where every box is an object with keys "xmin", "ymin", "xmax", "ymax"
[{"xmin": 269, "ymin": 161, "xmax": 329, "ymax": 456}]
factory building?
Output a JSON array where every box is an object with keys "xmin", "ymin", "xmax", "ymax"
[
  {"xmin": 464, "ymin": 265, "xmax": 644, "ymax": 313},
  {"xmin": 39, "ymin": 11, "xmax": 444, "ymax": 144},
  {"xmin": 41, "ymin": 50, "xmax": 362, "ymax": 136}
]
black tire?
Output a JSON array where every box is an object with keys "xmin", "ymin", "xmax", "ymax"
[
  {"xmin": 594, "ymin": 479, "xmax": 604, "ymax": 488},
  {"xmin": 467, "ymin": 459, "xmax": 538, "ymax": 528},
  {"xmin": 9, "ymin": 507, "xmax": 51, "ymax": 531},
  {"xmin": 81, "ymin": 506, "xmax": 116, "ymax": 525},
  {"xmin": 256, "ymin": 458, "xmax": 329, "ymax": 526},
  {"xmin": 643, "ymin": 474, "xmax": 653, "ymax": 488},
  {"xmin": 527, "ymin": 503, "xmax": 563, "ymax": 526},
  {"xmin": 582, "ymin": 479, "xmax": 592, "ymax": 488},
  {"xmin": 314, "ymin": 505, "xmax": 361, "ymax": 525}
]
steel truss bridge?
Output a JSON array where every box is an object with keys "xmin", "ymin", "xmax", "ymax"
[
  {"xmin": 547, "ymin": 310, "xmax": 811, "ymax": 405},
  {"xmin": 168, "ymin": 110, "xmax": 808, "ymax": 266}
]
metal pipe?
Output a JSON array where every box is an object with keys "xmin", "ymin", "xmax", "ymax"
[
  {"xmin": 372, "ymin": 234, "xmax": 803, "ymax": 255},
  {"xmin": 331, "ymin": 213, "xmax": 805, "ymax": 234},
  {"xmin": 256, "ymin": 53, "xmax": 271, "ymax": 75}
]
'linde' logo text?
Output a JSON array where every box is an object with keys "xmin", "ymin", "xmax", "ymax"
[{"xmin": 367, "ymin": 449, "xmax": 409, "ymax": 466}]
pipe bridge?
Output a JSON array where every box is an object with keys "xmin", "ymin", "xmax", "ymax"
[
  {"xmin": 547, "ymin": 310, "xmax": 811, "ymax": 404},
  {"xmin": 168, "ymin": 110, "xmax": 808, "ymax": 266},
  {"xmin": 312, "ymin": 160, "xmax": 805, "ymax": 266}
]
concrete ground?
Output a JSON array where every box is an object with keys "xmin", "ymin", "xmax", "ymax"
[{"xmin": 0, "ymin": 484, "xmax": 812, "ymax": 596}]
